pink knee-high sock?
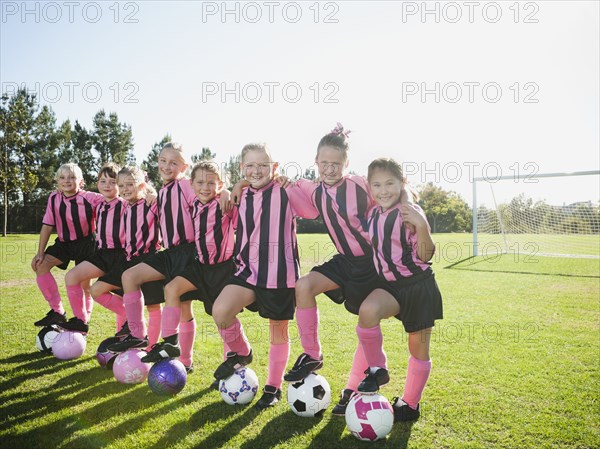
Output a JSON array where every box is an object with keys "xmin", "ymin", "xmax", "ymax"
[
  {"xmin": 296, "ymin": 306, "xmax": 321, "ymax": 359},
  {"xmin": 266, "ymin": 341, "xmax": 291, "ymax": 389},
  {"xmin": 123, "ymin": 291, "xmax": 146, "ymax": 339},
  {"xmin": 147, "ymin": 307, "xmax": 162, "ymax": 347},
  {"xmin": 36, "ymin": 272, "xmax": 64, "ymax": 314},
  {"xmin": 116, "ymin": 313, "xmax": 127, "ymax": 333},
  {"xmin": 402, "ymin": 356, "xmax": 432, "ymax": 409},
  {"xmin": 161, "ymin": 306, "xmax": 181, "ymax": 338},
  {"xmin": 66, "ymin": 285, "xmax": 86, "ymax": 322},
  {"xmin": 356, "ymin": 325, "xmax": 387, "ymax": 369},
  {"xmin": 217, "ymin": 318, "xmax": 251, "ymax": 356},
  {"xmin": 346, "ymin": 342, "xmax": 369, "ymax": 391},
  {"xmin": 179, "ymin": 319, "xmax": 196, "ymax": 368},
  {"xmin": 85, "ymin": 293, "xmax": 94, "ymax": 321},
  {"xmin": 95, "ymin": 292, "xmax": 126, "ymax": 320}
]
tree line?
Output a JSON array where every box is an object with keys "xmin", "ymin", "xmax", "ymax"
[{"xmin": 1, "ymin": 88, "xmax": 475, "ymax": 236}]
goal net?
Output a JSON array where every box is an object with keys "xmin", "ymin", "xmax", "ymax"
[{"xmin": 472, "ymin": 171, "xmax": 600, "ymax": 258}]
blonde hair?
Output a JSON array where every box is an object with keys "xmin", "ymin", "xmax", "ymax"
[
  {"xmin": 241, "ymin": 143, "xmax": 273, "ymax": 163},
  {"xmin": 118, "ymin": 165, "xmax": 157, "ymax": 198},
  {"xmin": 160, "ymin": 142, "xmax": 188, "ymax": 164},
  {"xmin": 55, "ymin": 163, "xmax": 84, "ymax": 188},
  {"xmin": 191, "ymin": 161, "xmax": 227, "ymax": 187}
]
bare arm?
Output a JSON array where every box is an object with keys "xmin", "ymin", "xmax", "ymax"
[{"xmin": 401, "ymin": 204, "xmax": 435, "ymax": 262}]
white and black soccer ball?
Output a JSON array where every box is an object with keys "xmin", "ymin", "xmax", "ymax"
[
  {"xmin": 35, "ymin": 326, "xmax": 61, "ymax": 353},
  {"xmin": 219, "ymin": 367, "xmax": 259, "ymax": 405},
  {"xmin": 345, "ymin": 393, "xmax": 394, "ymax": 442},
  {"xmin": 287, "ymin": 373, "xmax": 331, "ymax": 417}
]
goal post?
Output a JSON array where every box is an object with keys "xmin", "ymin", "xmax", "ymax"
[{"xmin": 472, "ymin": 170, "xmax": 600, "ymax": 258}]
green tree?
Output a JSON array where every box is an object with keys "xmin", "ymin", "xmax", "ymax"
[
  {"xmin": 224, "ymin": 154, "xmax": 242, "ymax": 187},
  {"xmin": 418, "ymin": 182, "xmax": 471, "ymax": 232},
  {"xmin": 141, "ymin": 134, "xmax": 171, "ymax": 190},
  {"xmin": 91, "ymin": 110, "xmax": 135, "ymax": 169},
  {"xmin": 191, "ymin": 147, "xmax": 216, "ymax": 164}
]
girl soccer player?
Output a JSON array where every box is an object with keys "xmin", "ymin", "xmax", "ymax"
[
  {"xmin": 32, "ymin": 163, "xmax": 104, "ymax": 327},
  {"xmin": 211, "ymin": 143, "xmax": 318, "ymax": 410},
  {"xmin": 59, "ymin": 162, "xmax": 127, "ymax": 333},
  {"xmin": 356, "ymin": 157, "xmax": 442, "ymax": 422},
  {"xmin": 89, "ymin": 166, "xmax": 163, "ymax": 345},
  {"xmin": 141, "ymin": 162, "xmax": 236, "ymax": 377},
  {"xmin": 283, "ymin": 124, "xmax": 410, "ymax": 416},
  {"xmin": 108, "ymin": 142, "xmax": 196, "ymax": 353}
]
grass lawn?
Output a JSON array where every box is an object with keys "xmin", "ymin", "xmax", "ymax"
[{"xmin": 0, "ymin": 234, "xmax": 598, "ymax": 449}]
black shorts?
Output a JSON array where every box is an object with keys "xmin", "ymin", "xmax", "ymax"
[
  {"xmin": 87, "ymin": 248, "xmax": 126, "ymax": 274},
  {"xmin": 311, "ymin": 253, "xmax": 382, "ymax": 315},
  {"xmin": 177, "ymin": 258, "xmax": 235, "ymax": 316},
  {"xmin": 45, "ymin": 235, "xmax": 96, "ymax": 270},
  {"xmin": 378, "ymin": 269, "xmax": 443, "ymax": 333},
  {"xmin": 98, "ymin": 252, "xmax": 165, "ymax": 305},
  {"xmin": 143, "ymin": 243, "xmax": 196, "ymax": 283},
  {"xmin": 227, "ymin": 276, "xmax": 295, "ymax": 321}
]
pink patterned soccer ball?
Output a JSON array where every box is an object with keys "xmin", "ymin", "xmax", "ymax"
[
  {"xmin": 52, "ymin": 331, "xmax": 87, "ymax": 360},
  {"xmin": 113, "ymin": 349, "xmax": 151, "ymax": 384},
  {"xmin": 345, "ymin": 393, "xmax": 394, "ymax": 442}
]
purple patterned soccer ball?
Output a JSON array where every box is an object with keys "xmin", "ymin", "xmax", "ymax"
[
  {"xmin": 148, "ymin": 359, "xmax": 187, "ymax": 395},
  {"xmin": 52, "ymin": 331, "xmax": 87, "ymax": 360},
  {"xmin": 95, "ymin": 337, "xmax": 121, "ymax": 369},
  {"xmin": 345, "ymin": 393, "xmax": 394, "ymax": 442},
  {"xmin": 219, "ymin": 367, "xmax": 259, "ymax": 405},
  {"xmin": 113, "ymin": 349, "xmax": 151, "ymax": 384}
]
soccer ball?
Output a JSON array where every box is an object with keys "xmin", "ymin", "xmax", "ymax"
[
  {"xmin": 52, "ymin": 330, "xmax": 87, "ymax": 360},
  {"xmin": 345, "ymin": 393, "xmax": 394, "ymax": 442},
  {"xmin": 148, "ymin": 359, "xmax": 188, "ymax": 395},
  {"xmin": 35, "ymin": 326, "xmax": 60, "ymax": 354},
  {"xmin": 219, "ymin": 367, "xmax": 259, "ymax": 405},
  {"xmin": 113, "ymin": 349, "xmax": 150, "ymax": 384},
  {"xmin": 287, "ymin": 373, "xmax": 331, "ymax": 417},
  {"xmin": 95, "ymin": 336, "xmax": 121, "ymax": 369}
]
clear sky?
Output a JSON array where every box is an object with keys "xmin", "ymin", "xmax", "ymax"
[{"xmin": 2, "ymin": 0, "xmax": 599, "ymax": 206}]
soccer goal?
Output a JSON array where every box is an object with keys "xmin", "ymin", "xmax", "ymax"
[{"xmin": 472, "ymin": 170, "xmax": 600, "ymax": 258}]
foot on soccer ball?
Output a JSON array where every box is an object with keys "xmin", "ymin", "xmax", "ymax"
[
  {"xmin": 284, "ymin": 353, "xmax": 323, "ymax": 382},
  {"xmin": 357, "ymin": 367, "xmax": 390, "ymax": 393},
  {"xmin": 331, "ymin": 388, "xmax": 355, "ymax": 416},
  {"xmin": 140, "ymin": 341, "xmax": 181, "ymax": 363},
  {"xmin": 210, "ymin": 379, "xmax": 220, "ymax": 390},
  {"xmin": 107, "ymin": 334, "xmax": 148, "ymax": 353},
  {"xmin": 115, "ymin": 321, "xmax": 130, "ymax": 339},
  {"xmin": 391, "ymin": 397, "xmax": 420, "ymax": 422},
  {"xmin": 57, "ymin": 317, "xmax": 89, "ymax": 333},
  {"xmin": 185, "ymin": 364, "xmax": 194, "ymax": 374},
  {"xmin": 254, "ymin": 385, "xmax": 281, "ymax": 410},
  {"xmin": 34, "ymin": 309, "xmax": 67, "ymax": 327},
  {"xmin": 213, "ymin": 350, "xmax": 253, "ymax": 380}
]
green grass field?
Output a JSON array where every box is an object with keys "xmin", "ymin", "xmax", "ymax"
[{"xmin": 1, "ymin": 234, "xmax": 598, "ymax": 449}]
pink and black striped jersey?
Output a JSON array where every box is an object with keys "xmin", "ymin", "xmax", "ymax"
[
  {"xmin": 124, "ymin": 199, "xmax": 161, "ymax": 260},
  {"xmin": 95, "ymin": 198, "xmax": 127, "ymax": 250},
  {"xmin": 234, "ymin": 181, "xmax": 318, "ymax": 289},
  {"xmin": 157, "ymin": 178, "xmax": 196, "ymax": 249},
  {"xmin": 42, "ymin": 190, "xmax": 104, "ymax": 242},
  {"xmin": 300, "ymin": 175, "xmax": 376, "ymax": 258},
  {"xmin": 368, "ymin": 203, "xmax": 431, "ymax": 281},
  {"xmin": 192, "ymin": 196, "xmax": 237, "ymax": 265}
]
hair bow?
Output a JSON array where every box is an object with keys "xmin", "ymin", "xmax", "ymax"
[{"xmin": 330, "ymin": 122, "xmax": 351, "ymax": 138}]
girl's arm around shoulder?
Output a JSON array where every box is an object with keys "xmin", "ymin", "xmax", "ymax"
[{"xmin": 285, "ymin": 182, "xmax": 319, "ymax": 219}]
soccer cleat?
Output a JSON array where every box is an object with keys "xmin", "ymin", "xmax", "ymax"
[
  {"xmin": 140, "ymin": 341, "xmax": 181, "ymax": 363},
  {"xmin": 284, "ymin": 353, "xmax": 323, "ymax": 382},
  {"xmin": 57, "ymin": 317, "xmax": 89, "ymax": 333},
  {"xmin": 210, "ymin": 379, "xmax": 220, "ymax": 390},
  {"xmin": 107, "ymin": 334, "xmax": 148, "ymax": 353},
  {"xmin": 185, "ymin": 364, "xmax": 194, "ymax": 374},
  {"xmin": 213, "ymin": 350, "xmax": 253, "ymax": 380},
  {"xmin": 115, "ymin": 321, "xmax": 130, "ymax": 339},
  {"xmin": 34, "ymin": 309, "xmax": 67, "ymax": 327},
  {"xmin": 254, "ymin": 385, "xmax": 281, "ymax": 410},
  {"xmin": 331, "ymin": 388, "xmax": 354, "ymax": 416},
  {"xmin": 391, "ymin": 397, "xmax": 420, "ymax": 422},
  {"xmin": 357, "ymin": 368, "xmax": 390, "ymax": 393}
]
